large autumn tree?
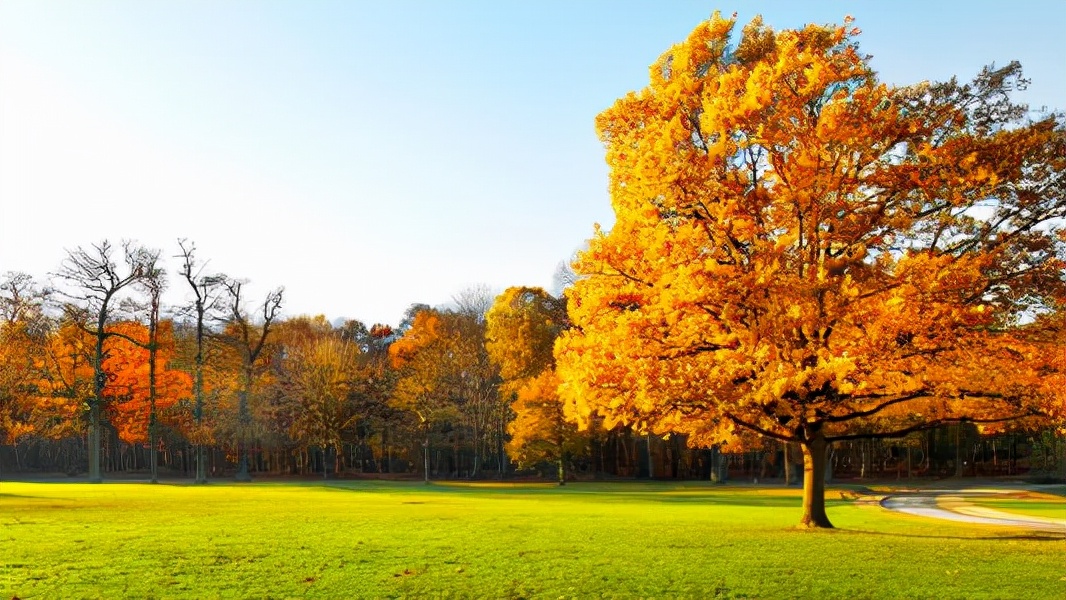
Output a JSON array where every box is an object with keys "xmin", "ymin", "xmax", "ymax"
[
  {"xmin": 54, "ymin": 240, "xmax": 160, "ymax": 483},
  {"xmin": 556, "ymin": 13, "xmax": 1066, "ymax": 528}
]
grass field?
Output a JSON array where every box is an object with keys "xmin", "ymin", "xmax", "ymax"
[
  {"xmin": 2, "ymin": 479, "xmax": 1064, "ymax": 599},
  {"xmin": 965, "ymin": 493, "xmax": 1066, "ymax": 521}
]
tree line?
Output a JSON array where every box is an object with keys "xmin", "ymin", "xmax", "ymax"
[{"xmin": 0, "ymin": 241, "xmax": 1061, "ymax": 489}]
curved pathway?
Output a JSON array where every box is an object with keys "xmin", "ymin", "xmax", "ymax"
[{"xmin": 880, "ymin": 488, "xmax": 1066, "ymax": 534}]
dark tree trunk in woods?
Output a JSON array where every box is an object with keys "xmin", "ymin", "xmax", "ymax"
[
  {"xmin": 709, "ymin": 446, "xmax": 725, "ymax": 483},
  {"xmin": 235, "ymin": 385, "xmax": 252, "ymax": 482},
  {"xmin": 783, "ymin": 441, "xmax": 792, "ymax": 486},
  {"xmin": 88, "ymin": 374, "xmax": 103, "ymax": 483},
  {"xmin": 497, "ymin": 415, "xmax": 506, "ymax": 479},
  {"xmin": 646, "ymin": 433, "xmax": 654, "ymax": 479},
  {"xmin": 423, "ymin": 431, "xmax": 430, "ymax": 484},
  {"xmin": 145, "ymin": 271, "xmax": 162, "ymax": 485},
  {"xmin": 557, "ymin": 433, "xmax": 567, "ymax": 486}
]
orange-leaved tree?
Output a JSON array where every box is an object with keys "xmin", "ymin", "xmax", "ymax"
[
  {"xmin": 54, "ymin": 240, "xmax": 160, "ymax": 482},
  {"xmin": 101, "ymin": 321, "xmax": 192, "ymax": 446},
  {"xmin": 31, "ymin": 322, "xmax": 95, "ymax": 443},
  {"xmin": 0, "ymin": 272, "xmax": 50, "ymax": 447},
  {"xmin": 389, "ymin": 309, "xmax": 454, "ymax": 482},
  {"xmin": 486, "ymin": 287, "xmax": 583, "ymax": 483},
  {"xmin": 556, "ymin": 13, "xmax": 1066, "ymax": 527},
  {"xmin": 389, "ymin": 305, "xmax": 500, "ymax": 480}
]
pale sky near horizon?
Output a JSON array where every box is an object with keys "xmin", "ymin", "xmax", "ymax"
[{"xmin": 2, "ymin": 1, "xmax": 1064, "ymax": 327}]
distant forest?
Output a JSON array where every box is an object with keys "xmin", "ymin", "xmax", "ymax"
[{"xmin": 1, "ymin": 240, "xmax": 1061, "ymax": 483}]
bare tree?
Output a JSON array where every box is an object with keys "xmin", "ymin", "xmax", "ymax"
[
  {"xmin": 176, "ymin": 240, "xmax": 225, "ymax": 484},
  {"xmin": 450, "ymin": 284, "xmax": 495, "ymax": 323},
  {"xmin": 53, "ymin": 240, "xmax": 159, "ymax": 483},
  {"xmin": 219, "ymin": 278, "xmax": 283, "ymax": 481},
  {"xmin": 139, "ymin": 263, "xmax": 166, "ymax": 484},
  {"xmin": 550, "ymin": 258, "xmax": 579, "ymax": 297},
  {"xmin": 449, "ymin": 285, "xmax": 509, "ymax": 477},
  {"xmin": 1, "ymin": 271, "xmax": 50, "ymax": 325}
]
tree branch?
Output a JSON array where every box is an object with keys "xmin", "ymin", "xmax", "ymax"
[
  {"xmin": 724, "ymin": 411, "xmax": 795, "ymax": 443},
  {"xmin": 826, "ymin": 411, "xmax": 1041, "ymax": 442}
]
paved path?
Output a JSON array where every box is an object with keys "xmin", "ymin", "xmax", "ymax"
[{"xmin": 880, "ymin": 488, "xmax": 1066, "ymax": 534}]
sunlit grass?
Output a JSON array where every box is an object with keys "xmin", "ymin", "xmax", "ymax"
[
  {"xmin": 965, "ymin": 491, "xmax": 1066, "ymax": 521},
  {"xmin": 2, "ymin": 480, "xmax": 1063, "ymax": 599}
]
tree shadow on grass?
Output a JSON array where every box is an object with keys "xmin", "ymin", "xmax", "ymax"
[
  {"xmin": 639, "ymin": 494, "xmax": 809, "ymax": 508},
  {"xmin": 323, "ymin": 480, "xmax": 839, "ymax": 508},
  {"xmin": 0, "ymin": 493, "xmax": 49, "ymax": 500}
]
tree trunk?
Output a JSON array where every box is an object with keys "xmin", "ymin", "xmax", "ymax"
[
  {"xmin": 496, "ymin": 415, "xmax": 506, "ymax": 480},
  {"xmin": 88, "ymin": 400, "xmax": 102, "ymax": 483},
  {"xmin": 89, "ymin": 352, "xmax": 107, "ymax": 483},
  {"xmin": 423, "ymin": 431, "xmax": 430, "ymax": 484},
  {"xmin": 860, "ymin": 439, "xmax": 870, "ymax": 479},
  {"xmin": 148, "ymin": 380, "xmax": 158, "ymax": 483},
  {"xmin": 709, "ymin": 447, "xmax": 720, "ymax": 483},
  {"xmin": 646, "ymin": 433, "xmax": 654, "ymax": 479},
  {"xmin": 799, "ymin": 432, "xmax": 833, "ymax": 529},
  {"xmin": 954, "ymin": 425, "xmax": 963, "ymax": 478},
  {"xmin": 471, "ymin": 421, "xmax": 481, "ymax": 478},
  {"xmin": 709, "ymin": 446, "xmax": 728, "ymax": 483},
  {"xmin": 379, "ymin": 424, "xmax": 388, "ymax": 473},
  {"xmin": 453, "ymin": 436, "xmax": 460, "ymax": 478},
  {"xmin": 194, "ymin": 296, "xmax": 208, "ymax": 484},
  {"xmin": 235, "ymin": 369, "xmax": 252, "ymax": 482},
  {"xmin": 783, "ymin": 441, "xmax": 791, "ymax": 486}
]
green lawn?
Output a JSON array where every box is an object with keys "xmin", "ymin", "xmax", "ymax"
[
  {"xmin": 2, "ymin": 480, "xmax": 1063, "ymax": 599},
  {"xmin": 966, "ymin": 493, "xmax": 1066, "ymax": 521}
]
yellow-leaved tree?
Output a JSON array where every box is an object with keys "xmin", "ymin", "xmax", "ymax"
[
  {"xmin": 556, "ymin": 13, "xmax": 1066, "ymax": 528},
  {"xmin": 282, "ymin": 331, "xmax": 362, "ymax": 477},
  {"xmin": 486, "ymin": 287, "xmax": 584, "ymax": 484}
]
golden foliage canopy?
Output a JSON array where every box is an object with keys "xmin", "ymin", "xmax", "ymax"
[
  {"xmin": 102, "ymin": 321, "xmax": 192, "ymax": 445},
  {"xmin": 557, "ymin": 13, "xmax": 1066, "ymax": 451},
  {"xmin": 282, "ymin": 333, "xmax": 362, "ymax": 451},
  {"xmin": 485, "ymin": 287, "xmax": 567, "ymax": 381}
]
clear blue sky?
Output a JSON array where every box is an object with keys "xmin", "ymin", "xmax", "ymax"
[{"xmin": 2, "ymin": 1, "xmax": 1063, "ymax": 327}]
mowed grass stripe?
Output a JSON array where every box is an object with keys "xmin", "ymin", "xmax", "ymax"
[
  {"xmin": 2, "ymin": 481, "xmax": 1063, "ymax": 599},
  {"xmin": 965, "ymin": 497, "xmax": 1066, "ymax": 521}
]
